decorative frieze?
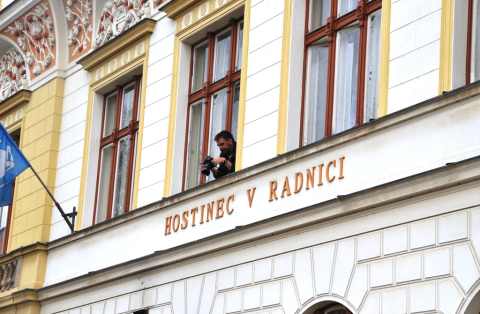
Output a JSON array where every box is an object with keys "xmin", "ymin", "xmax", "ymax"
[
  {"xmin": 3, "ymin": 1, "xmax": 56, "ymax": 76},
  {"xmin": 0, "ymin": 48, "xmax": 28, "ymax": 101},
  {"xmin": 93, "ymin": 0, "xmax": 151, "ymax": 48},
  {"xmin": 64, "ymin": 0, "xmax": 93, "ymax": 62}
]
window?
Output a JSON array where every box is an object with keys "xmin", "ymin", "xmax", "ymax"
[
  {"xmin": 302, "ymin": 0, "xmax": 382, "ymax": 146},
  {"xmin": 184, "ymin": 19, "xmax": 244, "ymax": 189},
  {"xmin": 93, "ymin": 77, "xmax": 141, "ymax": 224},
  {"xmin": 467, "ymin": 0, "xmax": 480, "ymax": 83}
]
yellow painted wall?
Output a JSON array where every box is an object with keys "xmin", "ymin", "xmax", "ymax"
[{"xmin": 8, "ymin": 78, "xmax": 64, "ymax": 251}]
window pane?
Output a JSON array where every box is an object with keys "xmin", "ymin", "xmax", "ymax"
[
  {"xmin": 365, "ymin": 12, "xmax": 382, "ymax": 122},
  {"xmin": 236, "ymin": 23, "xmax": 244, "ymax": 71},
  {"xmin": 338, "ymin": 0, "xmax": 357, "ymax": 16},
  {"xmin": 192, "ymin": 43, "xmax": 209, "ymax": 92},
  {"xmin": 0, "ymin": 207, "xmax": 8, "ymax": 254},
  {"xmin": 187, "ymin": 102, "xmax": 205, "ymax": 189},
  {"xmin": 120, "ymin": 84, "xmax": 135, "ymax": 129},
  {"xmin": 475, "ymin": 0, "xmax": 480, "ymax": 80},
  {"xmin": 214, "ymin": 31, "xmax": 231, "ymax": 81},
  {"xmin": 310, "ymin": 0, "xmax": 331, "ymax": 31},
  {"xmin": 209, "ymin": 90, "xmax": 228, "ymax": 158},
  {"xmin": 232, "ymin": 82, "xmax": 240, "ymax": 140},
  {"xmin": 335, "ymin": 27, "xmax": 360, "ymax": 134},
  {"xmin": 305, "ymin": 43, "xmax": 329, "ymax": 144},
  {"xmin": 103, "ymin": 94, "xmax": 117, "ymax": 137},
  {"xmin": 97, "ymin": 145, "xmax": 114, "ymax": 223},
  {"xmin": 112, "ymin": 137, "xmax": 131, "ymax": 218}
]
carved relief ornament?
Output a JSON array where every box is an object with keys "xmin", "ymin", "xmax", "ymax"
[
  {"xmin": 65, "ymin": 0, "xmax": 93, "ymax": 60},
  {"xmin": 0, "ymin": 48, "xmax": 28, "ymax": 101},
  {"xmin": 94, "ymin": 0, "xmax": 151, "ymax": 48},
  {"xmin": 4, "ymin": 2, "xmax": 55, "ymax": 76}
]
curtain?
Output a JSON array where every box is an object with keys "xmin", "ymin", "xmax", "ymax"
[
  {"xmin": 187, "ymin": 102, "xmax": 205, "ymax": 189},
  {"xmin": 365, "ymin": 12, "xmax": 382, "ymax": 121},
  {"xmin": 97, "ymin": 145, "xmax": 113, "ymax": 223},
  {"xmin": 336, "ymin": 27, "xmax": 360, "ymax": 134},
  {"xmin": 104, "ymin": 94, "xmax": 117, "ymax": 137},
  {"xmin": 120, "ymin": 84, "xmax": 135, "ymax": 129},
  {"xmin": 193, "ymin": 43, "xmax": 209, "ymax": 92},
  {"xmin": 305, "ymin": 43, "xmax": 329, "ymax": 144},
  {"xmin": 214, "ymin": 32, "xmax": 231, "ymax": 82},
  {"xmin": 112, "ymin": 137, "xmax": 131, "ymax": 218}
]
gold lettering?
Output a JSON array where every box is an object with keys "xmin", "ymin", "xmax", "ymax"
[
  {"xmin": 326, "ymin": 160, "xmax": 336, "ymax": 182},
  {"xmin": 200, "ymin": 205, "xmax": 205, "ymax": 224},
  {"xmin": 216, "ymin": 198, "xmax": 225, "ymax": 219},
  {"xmin": 294, "ymin": 172, "xmax": 303, "ymax": 193},
  {"xmin": 339, "ymin": 156, "xmax": 345, "ymax": 179},
  {"xmin": 226, "ymin": 195, "xmax": 235, "ymax": 214},
  {"xmin": 247, "ymin": 188, "xmax": 256, "ymax": 208},
  {"xmin": 172, "ymin": 214, "xmax": 180, "ymax": 232},
  {"xmin": 318, "ymin": 163, "xmax": 324, "ymax": 186},
  {"xmin": 306, "ymin": 166, "xmax": 315, "ymax": 190},
  {"xmin": 164, "ymin": 216, "xmax": 172, "ymax": 235},
  {"xmin": 269, "ymin": 181, "xmax": 278, "ymax": 202},
  {"xmin": 181, "ymin": 211, "xmax": 189, "ymax": 229},
  {"xmin": 206, "ymin": 202, "xmax": 214, "ymax": 222},
  {"xmin": 190, "ymin": 207, "xmax": 198, "ymax": 226},
  {"xmin": 281, "ymin": 177, "xmax": 291, "ymax": 198}
]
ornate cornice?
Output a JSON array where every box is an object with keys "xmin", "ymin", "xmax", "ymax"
[
  {"xmin": 160, "ymin": 0, "xmax": 203, "ymax": 19},
  {"xmin": 0, "ymin": 89, "xmax": 31, "ymax": 116},
  {"xmin": 77, "ymin": 18, "xmax": 155, "ymax": 71}
]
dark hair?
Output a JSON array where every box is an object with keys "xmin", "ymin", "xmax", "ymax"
[{"xmin": 214, "ymin": 130, "xmax": 235, "ymax": 142}]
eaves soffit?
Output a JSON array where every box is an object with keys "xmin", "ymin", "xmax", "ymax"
[{"xmin": 77, "ymin": 18, "xmax": 156, "ymax": 71}]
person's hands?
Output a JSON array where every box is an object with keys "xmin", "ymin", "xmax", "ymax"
[{"xmin": 212, "ymin": 157, "xmax": 226, "ymax": 166}]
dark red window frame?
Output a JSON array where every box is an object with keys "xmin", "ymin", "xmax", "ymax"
[
  {"xmin": 92, "ymin": 76, "xmax": 141, "ymax": 224},
  {"xmin": 182, "ymin": 18, "xmax": 243, "ymax": 190},
  {"xmin": 300, "ymin": 0, "xmax": 382, "ymax": 146}
]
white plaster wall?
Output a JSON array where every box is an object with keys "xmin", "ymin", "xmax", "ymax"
[
  {"xmin": 387, "ymin": 0, "xmax": 442, "ymax": 113},
  {"xmin": 50, "ymin": 69, "xmax": 91, "ymax": 241},
  {"xmin": 136, "ymin": 15, "xmax": 176, "ymax": 208},
  {"xmin": 242, "ymin": 0, "xmax": 284, "ymax": 168},
  {"xmin": 48, "ymin": 205, "xmax": 480, "ymax": 314}
]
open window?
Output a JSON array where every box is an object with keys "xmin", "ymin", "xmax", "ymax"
[
  {"xmin": 183, "ymin": 19, "xmax": 244, "ymax": 190},
  {"xmin": 302, "ymin": 0, "xmax": 382, "ymax": 145}
]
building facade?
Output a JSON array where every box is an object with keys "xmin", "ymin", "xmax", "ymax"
[{"xmin": 0, "ymin": 0, "xmax": 478, "ymax": 313}]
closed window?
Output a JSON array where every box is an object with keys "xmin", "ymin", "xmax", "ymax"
[
  {"xmin": 184, "ymin": 20, "xmax": 243, "ymax": 189},
  {"xmin": 94, "ymin": 77, "xmax": 141, "ymax": 224},
  {"xmin": 303, "ymin": 0, "xmax": 382, "ymax": 145},
  {"xmin": 467, "ymin": 0, "xmax": 480, "ymax": 83}
]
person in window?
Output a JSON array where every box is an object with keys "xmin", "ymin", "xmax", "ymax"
[{"xmin": 204, "ymin": 130, "xmax": 236, "ymax": 179}]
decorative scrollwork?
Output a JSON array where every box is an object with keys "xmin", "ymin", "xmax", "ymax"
[
  {"xmin": 4, "ymin": 2, "xmax": 55, "ymax": 76},
  {"xmin": 94, "ymin": 0, "xmax": 151, "ymax": 48},
  {"xmin": 0, "ymin": 48, "xmax": 28, "ymax": 101},
  {"xmin": 65, "ymin": 0, "xmax": 93, "ymax": 59}
]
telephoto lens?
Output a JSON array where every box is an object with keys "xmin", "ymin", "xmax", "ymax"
[{"xmin": 201, "ymin": 156, "xmax": 215, "ymax": 175}]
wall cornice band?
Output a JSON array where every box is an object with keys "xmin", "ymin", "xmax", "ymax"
[
  {"xmin": 0, "ymin": 89, "xmax": 31, "ymax": 117},
  {"xmin": 77, "ymin": 18, "xmax": 156, "ymax": 71}
]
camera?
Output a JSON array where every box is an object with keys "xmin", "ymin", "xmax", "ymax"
[{"xmin": 201, "ymin": 156, "xmax": 215, "ymax": 176}]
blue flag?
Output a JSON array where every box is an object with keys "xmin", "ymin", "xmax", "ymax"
[{"xmin": 0, "ymin": 123, "xmax": 30, "ymax": 206}]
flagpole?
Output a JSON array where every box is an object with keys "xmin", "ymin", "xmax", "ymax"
[{"xmin": 29, "ymin": 166, "xmax": 76, "ymax": 233}]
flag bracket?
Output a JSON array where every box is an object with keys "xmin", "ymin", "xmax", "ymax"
[{"xmin": 30, "ymin": 167, "xmax": 77, "ymax": 234}]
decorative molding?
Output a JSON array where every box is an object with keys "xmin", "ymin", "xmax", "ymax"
[
  {"xmin": 153, "ymin": 0, "xmax": 169, "ymax": 9},
  {"xmin": 0, "ymin": 90, "xmax": 31, "ymax": 117},
  {"xmin": 78, "ymin": 18, "xmax": 154, "ymax": 71},
  {"xmin": 3, "ymin": 1, "xmax": 56, "ymax": 77},
  {"xmin": 64, "ymin": 0, "xmax": 93, "ymax": 63},
  {"xmin": 93, "ymin": 0, "xmax": 152, "ymax": 49},
  {"xmin": 0, "ymin": 48, "xmax": 28, "ymax": 101},
  {"xmin": 160, "ymin": 0, "xmax": 207, "ymax": 19}
]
